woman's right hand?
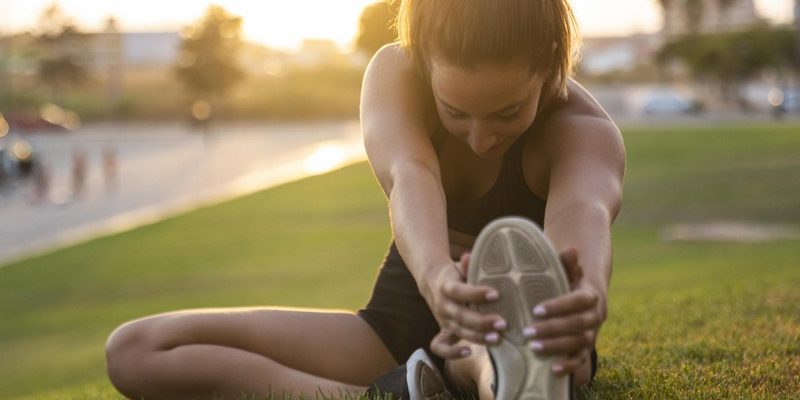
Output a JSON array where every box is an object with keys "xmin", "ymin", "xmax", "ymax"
[{"xmin": 424, "ymin": 253, "xmax": 507, "ymax": 358}]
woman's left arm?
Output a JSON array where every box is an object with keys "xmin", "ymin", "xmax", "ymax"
[{"xmin": 528, "ymin": 88, "xmax": 626, "ymax": 377}]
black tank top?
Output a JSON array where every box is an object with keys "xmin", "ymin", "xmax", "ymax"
[{"xmin": 432, "ymin": 107, "xmax": 559, "ymax": 237}]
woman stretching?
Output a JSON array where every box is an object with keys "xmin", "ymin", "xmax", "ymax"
[{"xmin": 105, "ymin": 0, "xmax": 625, "ymax": 399}]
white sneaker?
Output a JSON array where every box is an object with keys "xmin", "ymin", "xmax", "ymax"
[
  {"xmin": 468, "ymin": 217, "xmax": 571, "ymax": 400},
  {"xmin": 406, "ymin": 348, "xmax": 453, "ymax": 400}
]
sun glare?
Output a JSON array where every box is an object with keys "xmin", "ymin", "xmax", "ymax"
[
  {"xmin": 5, "ymin": 0, "xmax": 379, "ymax": 50},
  {"xmin": 304, "ymin": 144, "xmax": 348, "ymax": 175},
  {"xmin": 4, "ymin": 0, "xmax": 794, "ymax": 49}
]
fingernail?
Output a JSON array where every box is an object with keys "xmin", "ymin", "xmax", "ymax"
[
  {"xmin": 533, "ymin": 306, "xmax": 546, "ymax": 317},
  {"xmin": 523, "ymin": 326, "xmax": 537, "ymax": 338},
  {"xmin": 486, "ymin": 290, "xmax": 499, "ymax": 301},
  {"xmin": 529, "ymin": 341, "xmax": 543, "ymax": 351},
  {"xmin": 493, "ymin": 319, "xmax": 507, "ymax": 330},
  {"xmin": 485, "ymin": 332, "xmax": 499, "ymax": 343},
  {"xmin": 460, "ymin": 347, "xmax": 471, "ymax": 357},
  {"xmin": 552, "ymin": 364, "xmax": 563, "ymax": 373}
]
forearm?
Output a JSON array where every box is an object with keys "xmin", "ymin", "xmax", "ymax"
[
  {"xmin": 544, "ymin": 203, "xmax": 614, "ymax": 318},
  {"xmin": 389, "ymin": 165, "xmax": 453, "ymax": 301}
]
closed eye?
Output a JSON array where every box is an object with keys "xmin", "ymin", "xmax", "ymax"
[
  {"xmin": 446, "ymin": 109, "xmax": 468, "ymax": 119},
  {"xmin": 496, "ymin": 112, "xmax": 518, "ymax": 120}
]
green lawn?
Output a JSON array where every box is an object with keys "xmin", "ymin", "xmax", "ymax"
[{"xmin": 1, "ymin": 122, "xmax": 798, "ymax": 399}]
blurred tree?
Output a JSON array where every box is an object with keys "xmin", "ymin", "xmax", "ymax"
[
  {"xmin": 355, "ymin": 1, "xmax": 400, "ymax": 56},
  {"xmin": 34, "ymin": 3, "xmax": 86, "ymax": 92},
  {"xmin": 657, "ymin": 26, "xmax": 798, "ymax": 108},
  {"xmin": 174, "ymin": 5, "xmax": 245, "ymax": 123}
]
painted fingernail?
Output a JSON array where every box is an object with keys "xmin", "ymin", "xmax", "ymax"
[
  {"xmin": 552, "ymin": 364, "xmax": 564, "ymax": 373},
  {"xmin": 533, "ymin": 305, "xmax": 546, "ymax": 317},
  {"xmin": 523, "ymin": 326, "xmax": 537, "ymax": 337},
  {"xmin": 486, "ymin": 290, "xmax": 499, "ymax": 301},
  {"xmin": 529, "ymin": 341, "xmax": 544, "ymax": 351},
  {"xmin": 493, "ymin": 319, "xmax": 507, "ymax": 330},
  {"xmin": 485, "ymin": 332, "xmax": 500, "ymax": 343},
  {"xmin": 460, "ymin": 347, "xmax": 472, "ymax": 357}
]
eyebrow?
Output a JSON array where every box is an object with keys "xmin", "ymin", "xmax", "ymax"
[{"xmin": 440, "ymin": 98, "xmax": 524, "ymax": 115}]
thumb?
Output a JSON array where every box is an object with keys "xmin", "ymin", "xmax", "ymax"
[
  {"xmin": 430, "ymin": 329, "xmax": 471, "ymax": 359},
  {"xmin": 559, "ymin": 247, "xmax": 582, "ymax": 285},
  {"xmin": 458, "ymin": 252, "xmax": 471, "ymax": 280}
]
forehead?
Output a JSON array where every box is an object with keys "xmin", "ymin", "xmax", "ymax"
[{"xmin": 429, "ymin": 59, "xmax": 541, "ymax": 111}]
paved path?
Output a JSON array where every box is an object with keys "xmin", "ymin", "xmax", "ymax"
[{"xmin": 0, "ymin": 121, "xmax": 366, "ymax": 267}]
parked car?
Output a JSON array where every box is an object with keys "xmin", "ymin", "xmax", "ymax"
[
  {"xmin": 772, "ymin": 88, "xmax": 800, "ymax": 116},
  {"xmin": 642, "ymin": 92, "xmax": 701, "ymax": 115},
  {"xmin": 0, "ymin": 117, "xmax": 37, "ymax": 188}
]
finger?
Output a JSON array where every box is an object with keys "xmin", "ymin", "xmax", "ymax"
[
  {"xmin": 529, "ymin": 333, "xmax": 593, "ymax": 356},
  {"xmin": 442, "ymin": 318, "xmax": 488, "ymax": 344},
  {"xmin": 551, "ymin": 348, "xmax": 591, "ymax": 377},
  {"xmin": 430, "ymin": 330, "xmax": 472, "ymax": 359},
  {"xmin": 458, "ymin": 252, "xmax": 471, "ymax": 278},
  {"xmin": 525, "ymin": 311, "xmax": 601, "ymax": 339},
  {"xmin": 532, "ymin": 289, "xmax": 598, "ymax": 318},
  {"xmin": 442, "ymin": 279, "xmax": 499, "ymax": 304},
  {"xmin": 440, "ymin": 301, "xmax": 506, "ymax": 334}
]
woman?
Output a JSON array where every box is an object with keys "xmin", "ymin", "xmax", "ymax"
[{"xmin": 105, "ymin": 0, "xmax": 624, "ymax": 399}]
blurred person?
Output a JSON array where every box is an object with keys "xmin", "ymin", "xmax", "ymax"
[
  {"xmin": 71, "ymin": 147, "xmax": 88, "ymax": 200},
  {"xmin": 104, "ymin": 1, "xmax": 625, "ymax": 399},
  {"xmin": 31, "ymin": 162, "xmax": 51, "ymax": 205},
  {"xmin": 102, "ymin": 145, "xmax": 118, "ymax": 194}
]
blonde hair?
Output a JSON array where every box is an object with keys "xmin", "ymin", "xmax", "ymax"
[{"xmin": 396, "ymin": 0, "xmax": 581, "ymax": 112}]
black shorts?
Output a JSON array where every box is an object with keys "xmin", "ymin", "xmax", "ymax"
[{"xmin": 357, "ymin": 241, "xmax": 598, "ymax": 381}]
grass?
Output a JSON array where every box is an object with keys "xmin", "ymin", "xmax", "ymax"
[{"xmin": 1, "ymin": 121, "xmax": 799, "ymax": 399}]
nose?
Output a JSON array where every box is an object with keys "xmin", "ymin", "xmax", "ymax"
[{"xmin": 468, "ymin": 122, "xmax": 498, "ymax": 156}]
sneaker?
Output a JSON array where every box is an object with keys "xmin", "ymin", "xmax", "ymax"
[
  {"xmin": 365, "ymin": 348, "xmax": 453, "ymax": 400},
  {"xmin": 468, "ymin": 217, "xmax": 571, "ymax": 400}
]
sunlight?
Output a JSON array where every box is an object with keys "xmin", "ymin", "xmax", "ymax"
[
  {"xmin": 5, "ymin": 0, "xmax": 379, "ymax": 50},
  {"xmin": 303, "ymin": 143, "xmax": 347, "ymax": 175},
  {"xmin": 3, "ymin": 0, "xmax": 793, "ymax": 49}
]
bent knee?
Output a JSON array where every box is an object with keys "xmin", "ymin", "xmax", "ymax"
[{"xmin": 105, "ymin": 318, "xmax": 162, "ymax": 397}]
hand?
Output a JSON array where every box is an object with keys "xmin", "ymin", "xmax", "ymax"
[
  {"xmin": 523, "ymin": 247, "xmax": 606, "ymax": 377},
  {"xmin": 425, "ymin": 253, "xmax": 507, "ymax": 359}
]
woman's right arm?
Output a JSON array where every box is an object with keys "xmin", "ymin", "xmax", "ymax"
[{"xmin": 360, "ymin": 44, "xmax": 503, "ymax": 348}]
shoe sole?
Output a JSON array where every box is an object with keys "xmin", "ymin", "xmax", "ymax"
[
  {"xmin": 407, "ymin": 349, "xmax": 452, "ymax": 400},
  {"xmin": 468, "ymin": 217, "xmax": 570, "ymax": 400}
]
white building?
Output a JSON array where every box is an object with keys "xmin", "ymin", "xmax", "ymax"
[{"xmin": 661, "ymin": 0, "xmax": 764, "ymax": 36}]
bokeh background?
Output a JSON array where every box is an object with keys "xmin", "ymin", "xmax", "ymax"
[{"xmin": 0, "ymin": 1, "xmax": 798, "ymax": 399}]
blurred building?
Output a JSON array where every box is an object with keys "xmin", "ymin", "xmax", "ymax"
[
  {"xmin": 661, "ymin": 0, "xmax": 764, "ymax": 36},
  {"xmin": 580, "ymin": 34, "xmax": 662, "ymax": 76},
  {"xmin": 119, "ymin": 32, "xmax": 181, "ymax": 67},
  {"xmin": 290, "ymin": 39, "xmax": 367, "ymax": 69}
]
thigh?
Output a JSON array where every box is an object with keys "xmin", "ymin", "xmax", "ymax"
[{"xmin": 113, "ymin": 306, "xmax": 399, "ymax": 386}]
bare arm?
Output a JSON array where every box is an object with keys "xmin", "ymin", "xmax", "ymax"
[
  {"xmin": 525, "ymin": 89, "xmax": 626, "ymax": 378},
  {"xmin": 360, "ymin": 43, "xmax": 451, "ymax": 291},
  {"xmin": 360, "ymin": 44, "xmax": 502, "ymax": 347}
]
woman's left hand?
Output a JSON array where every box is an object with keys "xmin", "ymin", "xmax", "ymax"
[{"xmin": 524, "ymin": 247, "xmax": 606, "ymax": 377}]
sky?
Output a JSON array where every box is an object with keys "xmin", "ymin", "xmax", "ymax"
[{"xmin": 1, "ymin": 0, "xmax": 795, "ymax": 51}]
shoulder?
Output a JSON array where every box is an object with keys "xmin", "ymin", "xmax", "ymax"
[
  {"xmin": 537, "ymin": 79, "xmax": 625, "ymax": 168},
  {"xmin": 369, "ymin": 42, "xmax": 410, "ymax": 67},
  {"xmin": 363, "ymin": 43, "xmax": 439, "ymax": 131}
]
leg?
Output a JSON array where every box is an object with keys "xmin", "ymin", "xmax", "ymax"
[{"xmin": 105, "ymin": 307, "xmax": 398, "ymax": 400}]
